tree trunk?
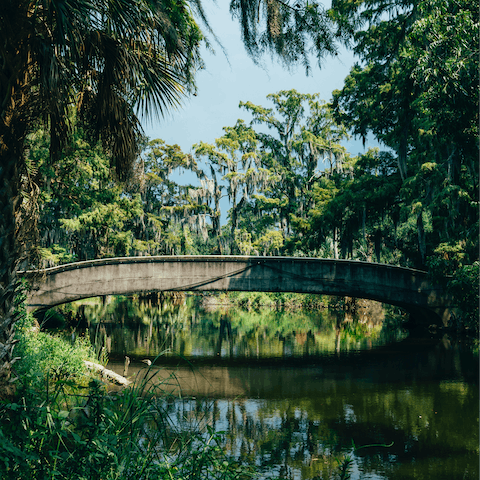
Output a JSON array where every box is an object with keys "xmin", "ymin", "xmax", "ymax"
[
  {"xmin": 0, "ymin": 35, "xmax": 34, "ymax": 396},
  {"xmin": 397, "ymin": 129, "xmax": 408, "ymax": 181},
  {"xmin": 416, "ymin": 210, "xmax": 426, "ymax": 267},
  {"xmin": 333, "ymin": 227, "xmax": 339, "ymax": 259},
  {"xmin": 0, "ymin": 154, "xmax": 22, "ymax": 398},
  {"xmin": 374, "ymin": 229, "xmax": 382, "ymax": 263}
]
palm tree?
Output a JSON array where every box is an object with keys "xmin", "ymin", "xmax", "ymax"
[{"xmin": 0, "ymin": 0, "xmax": 204, "ymax": 397}]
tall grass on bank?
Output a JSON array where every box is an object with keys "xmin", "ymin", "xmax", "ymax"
[
  {"xmin": 1, "ymin": 295, "xmax": 253, "ymax": 480},
  {"xmin": 0, "ymin": 373, "xmax": 253, "ymax": 479}
]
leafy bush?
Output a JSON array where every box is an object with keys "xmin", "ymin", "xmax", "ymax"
[
  {"xmin": 6, "ymin": 294, "xmax": 254, "ymax": 480},
  {"xmin": 14, "ymin": 329, "xmax": 96, "ymax": 390},
  {"xmin": 38, "ymin": 244, "xmax": 76, "ymax": 267},
  {"xmin": 13, "ymin": 297, "xmax": 95, "ymax": 391},
  {"xmin": 219, "ymin": 291, "xmax": 328, "ymax": 311}
]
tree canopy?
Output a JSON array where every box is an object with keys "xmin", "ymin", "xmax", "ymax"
[
  {"xmin": 0, "ymin": 0, "xmax": 204, "ymax": 396},
  {"xmin": 0, "ymin": 0, "xmax": 478, "ymax": 396}
]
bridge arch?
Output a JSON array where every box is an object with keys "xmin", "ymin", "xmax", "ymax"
[{"xmin": 25, "ymin": 255, "xmax": 454, "ymax": 326}]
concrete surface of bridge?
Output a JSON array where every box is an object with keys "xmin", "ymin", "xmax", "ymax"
[{"xmin": 25, "ymin": 255, "xmax": 454, "ymax": 326}]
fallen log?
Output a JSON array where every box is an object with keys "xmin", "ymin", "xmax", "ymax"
[{"xmin": 84, "ymin": 360, "xmax": 131, "ymax": 386}]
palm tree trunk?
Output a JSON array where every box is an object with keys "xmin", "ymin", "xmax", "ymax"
[{"xmin": 0, "ymin": 154, "xmax": 22, "ymax": 398}]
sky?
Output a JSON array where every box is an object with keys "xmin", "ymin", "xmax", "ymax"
[{"xmin": 142, "ymin": 2, "xmax": 377, "ymax": 158}]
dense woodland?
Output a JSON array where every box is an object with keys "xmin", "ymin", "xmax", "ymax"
[
  {"xmin": 0, "ymin": 0, "xmax": 479, "ymax": 394},
  {"xmin": 0, "ymin": 1, "xmax": 478, "ymax": 476},
  {"xmin": 34, "ymin": 84, "xmax": 478, "ymax": 268},
  {"xmin": 35, "ymin": 57, "xmax": 479, "ymax": 324},
  {"xmin": 36, "ymin": 0, "xmax": 480, "ymax": 327}
]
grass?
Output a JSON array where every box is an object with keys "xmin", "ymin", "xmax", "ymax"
[
  {"xmin": 1, "ymin": 295, "xmax": 254, "ymax": 480},
  {"xmin": 0, "ymin": 373, "xmax": 254, "ymax": 479}
]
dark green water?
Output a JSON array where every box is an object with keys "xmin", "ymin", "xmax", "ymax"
[{"xmin": 68, "ymin": 295, "xmax": 479, "ymax": 480}]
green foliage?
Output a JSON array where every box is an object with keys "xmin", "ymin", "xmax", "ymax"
[
  {"xmin": 427, "ymin": 242, "xmax": 469, "ymax": 277},
  {"xmin": 192, "ymin": 120, "xmax": 264, "ymax": 252},
  {"xmin": 448, "ymin": 262, "xmax": 479, "ymax": 332},
  {"xmin": 32, "ymin": 89, "xmax": 355, "ymax": 262},
  {"xmin": 12, "ymin": 285, "xmax": 95, "ymax": 392},
  {"xmin": 0, "ymin": 377, "xmax": 253, "ymax": 480},
  {"xmin": 6, "ymin": 296, "xmax": 253, "ymax": 480},
  {"xmin": 223, "ymin": 291, "xmax": 328, "ymax": 311},
  {"xmin": 14, "ymin": 321, "xmax": 96, "ymax": 391},
  {"xmin": 60, "ymin": 195, "xmax": 143, "ymax": 258},
  {"xmin": 230, "ymin": 0, "xmax": 340, "ymax": 72},
  {"xmin": 331, "ymin": 0, "xmax": 479, "ymax": 268},
  {"xmin": 38, "ymin": 245, "xmax": 76, "ymax": 268},
  {"xmin": 408, "ymin": 0, "xmax": 479, "ymax": 146},
  {"xmin": 254, "ymin": 229, "xmax": 284, "ymax": 255},
  {"xmin": 140, "ymin": 139, "xmax": 211, "ymax": 254},
  {"xmin": 33, "ymin": 126, "xmax": 144, "ymax": 262},
  {"xmin": 231, "ymin": 90, "xmax": 349, "ymax": 253},
  {"xmin": 228, "ymin": 292, "xmax": 277, "ymax": 310}
]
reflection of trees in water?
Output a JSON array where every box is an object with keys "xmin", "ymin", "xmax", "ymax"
[
  {"xmin": 63, "ymin": 296, "xmax": 477, "ymax": 479},
  {"xmin": 156, "ymin": 372, "xmax": 478, "ymax": 480},
  {"xmin": 68, "ymin": 295, "xmax": 404, "ymax": 360},
  {"xmin": 74, "ymin": 295, "xmax": 195, "ymax": 357},
  {"xmin": 142, "ymin": 334, "xmax": 479, "ymax": 479}
]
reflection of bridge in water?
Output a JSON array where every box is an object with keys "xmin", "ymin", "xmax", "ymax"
[{"xmin": 25, "ymin": 255, "xmax": 454, "ymax": 325}]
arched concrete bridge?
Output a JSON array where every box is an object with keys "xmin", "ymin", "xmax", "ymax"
[{"xmin": 25, "ymin": 255, "xmax": 454, "ymax": 325}]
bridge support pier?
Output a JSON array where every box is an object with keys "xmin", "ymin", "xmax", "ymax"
[{"xmin": 403, "ymin": 305, "xmax": 460, "ymax": 333}]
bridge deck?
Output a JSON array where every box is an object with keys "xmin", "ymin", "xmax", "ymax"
[{"xmin": 24, "ymin": 255, "xmax": 453, "ymax": 325}]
